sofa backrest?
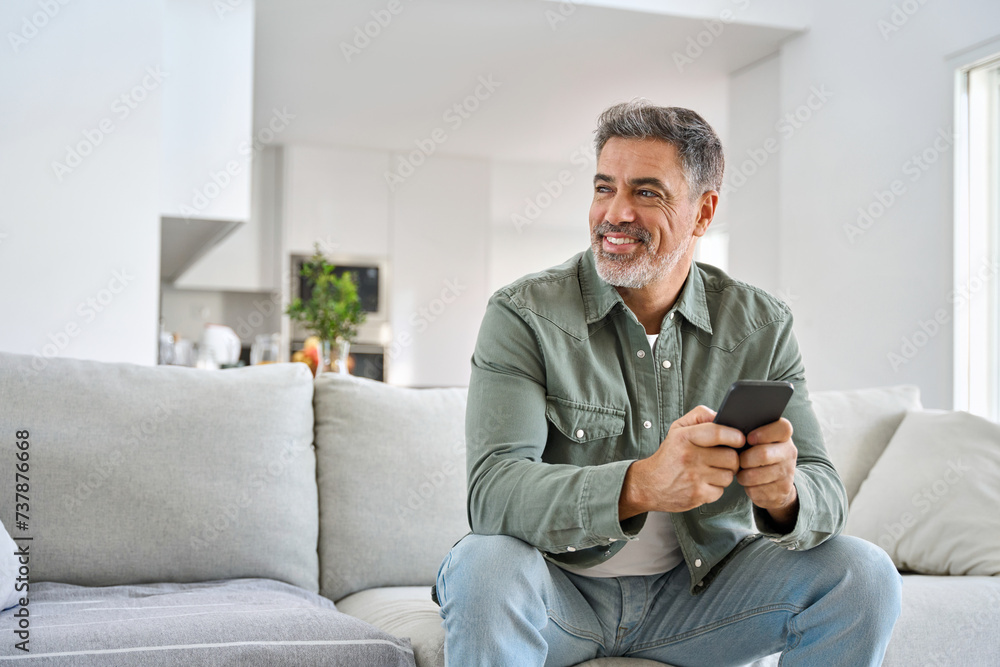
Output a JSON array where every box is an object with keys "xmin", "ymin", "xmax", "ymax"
[
  {"xmin": 809, "ymin": 385, "xmax": 922, "ymax": 504},
  {"xmin": 0, "ymin": 346, "xmax": 920, "ymax": 598},
  {"xmin": 313, "ymin": 373, "xmax": 468, "ymax": 602},
  {"xmin": 309, "ymin": 380, "xmax": 923, "ymax": 599},
  {"xmin": 0, "ymin": 352, "xmax": 320, "ymax": 591}
]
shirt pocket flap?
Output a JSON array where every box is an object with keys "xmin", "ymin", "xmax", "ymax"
[{"xmin": 545, "ymin": 396, "xmax": 626, "ymax": 443}]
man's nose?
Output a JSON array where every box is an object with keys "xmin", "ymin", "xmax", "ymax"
[{"xmin": 605, "ymin": 192, "xmax": 636, "ymax": 225}]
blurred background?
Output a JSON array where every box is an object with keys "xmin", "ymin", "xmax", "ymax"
[{"xmin": 0, "ymin": 0, "xmax": 997, "ymax": 418}]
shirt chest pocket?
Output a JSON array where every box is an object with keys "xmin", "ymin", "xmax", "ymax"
[{"xmin": 544, "ymin": 396, "xmax": 627, "ymax": 466}]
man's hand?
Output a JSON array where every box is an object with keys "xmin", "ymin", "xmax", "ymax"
[
  {"xmin": 619, "ymin": 405, "xmax": 743, "ymax": 520},
  {"xmin": 738, "ymin": 418, "xmax": 799, "ymax": 531}
]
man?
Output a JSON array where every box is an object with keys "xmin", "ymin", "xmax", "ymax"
[{"xmin": 436, "ymin": 101, "xmax": 901, "ymax": 666}]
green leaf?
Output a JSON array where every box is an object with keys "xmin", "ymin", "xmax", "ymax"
[{"xmin": 284, "ymin": 242, "xmax": 367, "ymax": 344}]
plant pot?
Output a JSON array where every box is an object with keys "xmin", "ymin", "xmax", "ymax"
[
  {"xmin": 332, "ymin": 339, "xmax": 351, "ymax": 375},
  {"xmin": 318, "ymin": 339, "xmax": 351, "ymax": 376}
]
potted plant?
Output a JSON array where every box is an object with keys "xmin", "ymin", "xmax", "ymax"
[{"xmin": 285, "ymin": 243, "xmax": 366, "ymax": 376}]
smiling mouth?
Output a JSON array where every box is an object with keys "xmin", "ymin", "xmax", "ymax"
[{"xmin": 600, "ymin": 234, "xmax": 645, "ymax": 253}]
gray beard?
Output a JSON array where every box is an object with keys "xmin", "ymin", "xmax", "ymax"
[{"xmin": 592, "ymin": 235, "xmax": 692, "ymax": 289}]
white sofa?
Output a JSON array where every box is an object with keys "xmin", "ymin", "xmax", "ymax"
[{"xmin": 1, "ymin": 351, "xmax": 997, "ymax": 666}]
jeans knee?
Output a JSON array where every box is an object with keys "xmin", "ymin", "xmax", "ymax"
[
  {"xmin": 437, "ymin": 534, "xmax": 546, "ymax": 607},
  {"xmin": 447, "ymin": 534, "xmax": 541, "ymax": 573},
  {"xmin": 828, "ymin": 536, "xmax": 902, "ymax": 617}
]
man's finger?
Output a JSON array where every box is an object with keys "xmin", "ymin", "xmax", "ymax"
[
  {"xmin": 737, "ymin": 462, "xmax": 785, "ymax": 488},
  {"xmin": 704, "ymin": 466, "xmax": 735, "ymax": 489},
  {"xmin": 740, "ymin": 441, "xmax": 795, "ymax": 469},
  {"xmin": 686, "ymin": 422, "xmax": 745, "ymax": 450},
  {"xmin": 741, "ymin": 440, "xmax": 798, "ymax": 472},
  {"xmin": 747, "ymin": 417, "xmax": 793, "ymax": 446},
  {"xmin": 703, "ymin": 445, "xmax": 740, "ymax": 473}
]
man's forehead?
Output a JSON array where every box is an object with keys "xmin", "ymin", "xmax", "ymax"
[{"xmin": 595, "ymin": 137, "xmax": 684, "ymax": 182}]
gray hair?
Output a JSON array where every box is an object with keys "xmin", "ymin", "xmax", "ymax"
[{"xmin": 594, "ymin": 100, "xmax": 725, "ymax": 198}]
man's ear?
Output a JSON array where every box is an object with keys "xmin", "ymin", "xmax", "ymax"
[{"xmin": 692, "ymin": 190, "xmax": 719, "ymax": 237}]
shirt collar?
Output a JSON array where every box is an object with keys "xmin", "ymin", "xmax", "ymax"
[{"xmin": 579, "ymin": 248, "xmax": 713, "ymax": 334}]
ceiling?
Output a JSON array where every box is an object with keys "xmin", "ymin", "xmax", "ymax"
[{"xmin": 254, "ymin": 0, "xmax": 800, "ymax": 163}]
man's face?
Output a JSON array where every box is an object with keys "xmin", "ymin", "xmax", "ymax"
[{"xmin": 589, "ymin": 136, "xmax": 711, "ymax": 289}]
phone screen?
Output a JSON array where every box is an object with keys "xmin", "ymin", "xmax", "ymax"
[{"xmin": 713, "ymin": 380, "xmax": 794, "ymax": 450}]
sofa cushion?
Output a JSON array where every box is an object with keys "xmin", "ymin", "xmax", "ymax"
[
  {"xmin": 338, "ymin": 586, "xmax": 780, "ymax": 667},
  {"xmin": 845, "ymin": 410, "xmax": 1000, "ymax": 576},
  {"xmin": 0, "ymin": 352, "xmax": 319, "ymax": 591},
  {"xmin": 313, "ymin": 374, "xmax": 469, "ymax": 602},
  {"xmin": 0, "ymin": 519, "xmax": 18, "ymax": 611},
  {"xmin": 808, "ymin": 385, "xmax": 921, "ymax": 503},
  {"xmin": 0, "ymin": 578, "xmax": 414, "ymax": 665},
  {"xmin": 883, "ymin": 574, "xmax": 1000, "ymax": 666},
  {"xmin": 336, "ymin": 586, "xmax": 446, "ymax": 667}
]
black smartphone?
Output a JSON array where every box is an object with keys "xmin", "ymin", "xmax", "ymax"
[{"xmin": 713, "ymin": 380, "xmax": 794, "ymax": 452}]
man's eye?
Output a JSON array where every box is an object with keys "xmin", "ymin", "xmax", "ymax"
[
  {"xmin": 638, "ymin": 189, "xmax": 658, "ymax": 198},
  {"xmin": 595, "ymin": 185, "xmax": 611, "ymax": 193}
]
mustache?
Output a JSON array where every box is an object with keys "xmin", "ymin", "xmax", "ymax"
[{"xmin": 593, "ymin": 222, "xmax": 651, "ymax": 244}]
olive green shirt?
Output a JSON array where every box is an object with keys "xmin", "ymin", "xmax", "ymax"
[{"xmin": 466, "ymin": 248, "xmax": 847, "ymax": 593}]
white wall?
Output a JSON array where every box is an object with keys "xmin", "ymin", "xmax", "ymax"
[
  {"xmin": 726, "ymin": 54, "xmax": 781, "ymax": 295},
  {"xmin": 0, "ymin": 1, "xmax": 163, "ymax": 365},
  {"xmin": 160, "ymin": 0, "xmax": 254, "ymax": 222},
  {"xmin": 389, "ymin": 155, "xmax": 490, "ymax": 387},
  {"xmin": 761, "ymin": 0, "xmax": 1000, "ymax": 408},
  {"xmin": 283, "ymin": 145, "xmax": 390, "ymax": 259},
  {"xmin": 489, "ymin": 158, "xmax": 594, "ymax": 292}
]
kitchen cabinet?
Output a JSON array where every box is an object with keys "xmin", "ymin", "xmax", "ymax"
[
  {"xmin": 281, "ymin": 145, "xmax": 391, "ymax": 258},
  {"xmin": 162, "ymin": 0, "xmax": 265, "ymax": 291}
]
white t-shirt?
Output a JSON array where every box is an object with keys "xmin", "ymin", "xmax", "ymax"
[{"xmin": 574, "ymin": 333, "xmax": 684, "ymax": 577}]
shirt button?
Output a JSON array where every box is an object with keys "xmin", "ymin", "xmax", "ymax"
[
  {"xmin": 696, "ymin": 581, "xmax": 704, "ymax": 587},
  {"xmin": 609, "ymin": 538, "xmax": 618, "ymax": 542},
  {"xmin": 694, "ymin": 559, "xmax": 702, "ymax": 567},
  {"xmin": 787, "ymin": 546, "xmax": 796, "ymax": 551},
  {"xmin": 636, "ymin": 349, "xmax": 645, "ymax": 358},
  {"xmin": 661, "ymin": 359, "xmax": 672, "ymax": 369},
  {"xmin": 668, "ymin": 312, "xmax": 675, "ymax": 320},
  {"xmin": 566, "ymin": 546, "xmax": 576, "ymax": 552},
  {"xmin": 575, "ymin": 429, "xmax": 584, "ymax": 438},
  {"xmin": 643, "ymin": 420, "xmax": 652, "ymax": 429}
]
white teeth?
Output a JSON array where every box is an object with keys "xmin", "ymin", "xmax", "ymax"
[{"xmin": 607, "ymin": 236, "xmax": 638, "ymax": 245}]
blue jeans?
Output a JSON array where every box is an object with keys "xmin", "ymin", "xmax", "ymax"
[{"xmin": 436, "ymin": 533, "xmax": 901, "ymax": 666}]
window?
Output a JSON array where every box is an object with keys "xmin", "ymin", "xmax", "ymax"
[{"xmin": 955, "ymin": 53, "xmax": 1000, "ymax": 422}]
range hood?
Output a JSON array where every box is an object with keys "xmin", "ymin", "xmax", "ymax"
[{"xmin": 159, "ymin": 216, "xmax": 244, "ymax": 283}]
